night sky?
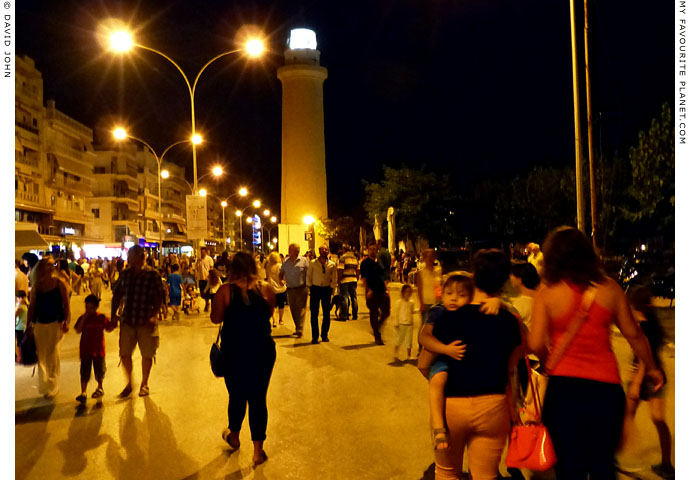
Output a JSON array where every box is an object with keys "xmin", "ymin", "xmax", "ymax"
[{"xmin": 16, "ymin": 0, "xmax": 674, "ymax": 222}]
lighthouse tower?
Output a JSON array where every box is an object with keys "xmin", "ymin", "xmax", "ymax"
[{"xmin": 277, "ymin": 29, "xmax": 328, "ymax": 254}]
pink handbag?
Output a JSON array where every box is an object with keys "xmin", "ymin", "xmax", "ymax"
[{"xmin": 505, "ymin": 352, "xmax": 557, "ymax": 471}]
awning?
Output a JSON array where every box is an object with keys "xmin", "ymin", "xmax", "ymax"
[{"xmin": 15, "ymin": 230, "xmax": 49, "ymax": 250}]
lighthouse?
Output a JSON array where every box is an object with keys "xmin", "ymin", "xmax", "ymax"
[{"xmin": 277, "ymin": 28, "xmax": 328, "ymax": 254}]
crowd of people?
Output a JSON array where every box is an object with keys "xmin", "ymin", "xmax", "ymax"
[{"xmin": 14, "ymin": 227, "xmax": 674, "ymax": 478}]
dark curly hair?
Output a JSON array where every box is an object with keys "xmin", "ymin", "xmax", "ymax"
[{"xmin": 542, "ymin": 226, "xmax": 604, "ymax": 286}]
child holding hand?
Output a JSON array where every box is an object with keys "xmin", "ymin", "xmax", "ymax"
[{"xmin": 74, "ymin": 295, "xmax": 115, "ymax": 403}]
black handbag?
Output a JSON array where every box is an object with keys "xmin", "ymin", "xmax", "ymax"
[
  {"xmin": 210, "ymin": 323, "xmax": 224, "ymax": 377},
  {"xmin": 20, "ymin": 324, "xmax": 38, "ymax": 366}
]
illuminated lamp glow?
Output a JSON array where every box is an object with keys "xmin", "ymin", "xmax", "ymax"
[{"xmin": 288, "ymin": 29, "xmax": 317, "ymax": 50}]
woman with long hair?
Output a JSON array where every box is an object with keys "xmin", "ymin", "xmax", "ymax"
[
  {"xmin": 265, "ymin": 252, "xmax": 287, "ymax": 327},
  {"xmin": 26, "ymin": 258, "xmax": 70, "ymax": 399},
  {"xmin": 210, "ymin": 252, "xmax": 276, "ymax": 466},
  {"xmin": 528, "ymin": 226, "xmax": 664, "ymax": 478}
]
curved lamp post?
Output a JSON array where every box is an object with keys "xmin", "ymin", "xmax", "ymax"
[
  {"xmin": 106, "ymin": 29, "xmax": 264, "ymax": 195},
  {"xmin": 112, "ymin": 127, "xmax": 197, "ymax": 259}
]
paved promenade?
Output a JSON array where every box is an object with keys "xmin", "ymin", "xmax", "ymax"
[{"xmin": 15, "ymin": 284, "xmax": 674, "ymax": 479}]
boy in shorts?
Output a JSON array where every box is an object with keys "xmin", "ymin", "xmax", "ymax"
[{"xmin": 75, "ymin": 295, "xmax": 115, "ymax": 403}]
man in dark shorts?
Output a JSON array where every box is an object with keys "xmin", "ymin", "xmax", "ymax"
[{"xmin": 360, "ymin": 240, "xmax": 390, "ymax": 345}]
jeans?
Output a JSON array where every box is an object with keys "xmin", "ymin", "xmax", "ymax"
[
  {"xmin": 309, "ymin": 286, "xmax": 332, "ymax": 341},
  {"xmin": 365, "ymin": 292, "xmax": 390, "ymax": 342},
  {"xmin": 338, "ymin": 282, "xmax": 358, "ymax": 319},
  {"xmin": 542, "ymin": 376, "xmax": 625, "ymax": 480}
]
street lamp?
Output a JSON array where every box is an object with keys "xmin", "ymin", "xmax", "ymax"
[
  {"xmin": 235, "ymin": 200, "xmax": 261, "ymax": 252},
  {"xmin": 112, "ymin": 127, "xmax": 194, "ymax": 260},
  {"xmin": 105, "ymin": 27, "xmax": 265, "ymax": 195}
]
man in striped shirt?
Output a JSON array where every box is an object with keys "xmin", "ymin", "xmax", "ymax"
[{"xmin": 337, "ymin": 245, "xmax": 360, "ymax": 320}]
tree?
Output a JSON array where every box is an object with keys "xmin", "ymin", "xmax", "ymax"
[
  {"xmin": 363, "ymin": 166, "xmax": 459, "ymax": 249},
  {"xmin": 472, "ymin": 166, "xmax": 577, "ymax": 243},
  {"xmin": 622, "ymin": 103, "xmax": 674, "ymax": 229},
  {"xmin": 316, "ymin": 216, "xmax": 360, "ymax": 248}
]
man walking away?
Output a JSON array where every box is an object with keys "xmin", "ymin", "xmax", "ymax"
[
  {"xmin": 360, "ymin": 240, "xmax": 390, "ymax": 345},
  {"xmin": 337, "ymin": 245, "xmax": 359, "ymax": 320}
]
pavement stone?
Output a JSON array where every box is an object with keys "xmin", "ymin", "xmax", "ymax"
[{"xmin": 15, "ymin": 283, "xmax": 675, "ymax": 480}]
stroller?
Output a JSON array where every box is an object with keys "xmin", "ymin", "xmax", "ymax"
[{"xmin": 182, "ymin": 285, "xmax": 201, "ymax": 315}]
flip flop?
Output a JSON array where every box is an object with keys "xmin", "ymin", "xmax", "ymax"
[
  {"xmin": 252, "ymin": 450, "xmax": 268, "ymax": 467},
  {"xmin": 138, "ymin": 385, "xmax": 150, "ymax": 397},
  {"xmin": 91, "ymin": 387, "xmax": 104, "ymax": 398},
  {"xmin": 222, "ymin": 429, "xmax": 240, "ymax": 449}
]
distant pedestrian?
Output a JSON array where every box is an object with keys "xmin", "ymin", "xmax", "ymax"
[
  {"xmin": 167, "ymin": 264, "xmax": 183, "ymax": 322},
  {"xmin": 306, "ymin": 245, "xmax": 338, "ymax": 344},
  {"xmin": 15, "ymin": 290, "xmax": 28, "ymax": 362},
  {"xmin": 195, "ymin": 247, "xmax": 215, "ymax": 312},
  {"xmin": 266, "ymin": 252, "xmax": 287, "ymax": 327},
  {"xmin": 210, "ymin": 252, "xmax": 276, "ymax": 466},
  {"xmin": 203, "ymin": 268, "xmax": 223, "ymax": 309},
  {"xmin": 21, "ymin": 252, "xmax": 39, "ymax": 288},
  {"xmin": 360, "ymin": 240, "xmax": 390, "ymax": 345},
  {"xmin": 111, "ymin": 246, "xmax": 166, "ymax": 398},
  {"xmin": 376, "ymin": 239, "xmax": 392, "ymax": 285},
  {"xmin": 15, "ymin": 260, "xmax": 29, "ymax": 295},
  {"xmin": 337, "ymin": 245, "xmax": 360, "ymax": 320},
  {"xmin": 279, "ymin": 243, "xmax": 309, "ymax": 338},
  {"xmin": 26, "ymin": 259, "xmax": 70, "ymax": 399},
  {"xmin": 74, "ymin": 295, "xmax": 115, "ymax": 403},
  {"xmin": 392, "ymin": 284, "xmax": 418, "ymax": 361}
]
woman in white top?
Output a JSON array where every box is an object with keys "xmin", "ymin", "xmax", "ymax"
[{"xmin": 265, "ymin": 252, "xmax": 287, "ymax": 327}]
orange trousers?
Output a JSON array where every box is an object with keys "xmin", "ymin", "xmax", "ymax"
[{"xmin": 434, "ymin": 394, "xmax": 511, "ymax": 480}]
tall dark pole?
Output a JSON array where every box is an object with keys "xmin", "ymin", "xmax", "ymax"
[
  {"xmin": 570, "ymin": 0, "xmax": 586, "ymax": 232},
  {"xmin": 584, "ymin": 0, "xmax": 598, "ymax": 250}
]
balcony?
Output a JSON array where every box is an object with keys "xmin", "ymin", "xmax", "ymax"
[
  {"xmin": 15, "ymin": 190, "xmax": 40, "ymax": 204},
  {"xmin": 113, "ymin": 190, "xmax": 138, "ymax": 201},
  {"xmin": 15, "ymin": 151, "xmax": 39, "ymax": 168},
  {"xmin": 45, "ymin": 107, "xmax": 93, "ymax": 140},
  {"xmin": 15, "ymin": 120, "xmax": 39, "ymax": 135}
]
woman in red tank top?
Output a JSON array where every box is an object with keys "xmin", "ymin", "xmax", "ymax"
[{"xmin": 527, "ymin": 227, "xmax": 664, "ymax": 479}]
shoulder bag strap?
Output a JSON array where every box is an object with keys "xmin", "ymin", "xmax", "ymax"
[{"xmin": 545, "ymin": 284, "xmax": 599, "ymax": 372}]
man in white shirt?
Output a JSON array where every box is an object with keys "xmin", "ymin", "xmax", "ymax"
[
  {"xmin": 527, "ymin": 243, "xmax": 544, "ymax": 275},
  {"xmin": 306, "ymin": 245, "xmax": 338, "ymax": 344},
  {"xmin": 195, "ymin": 247, "xmax": 215, "ymax": 312}
]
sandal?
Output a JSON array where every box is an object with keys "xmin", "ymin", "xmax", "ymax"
[
  {"xmin": 76, "ymin": 394, "xmax": 87, "ymax": 404},
  {"xmin": 432, "ymin": 428, "xmax": 449, "ymax": 451},
  {"xmin": 138, "ymin": 385, "xmax": 150, "ymax": 397},
  {"xmin": 91, "ymin": 387, "xmax": 104, "ymax": 398},
  {"xmin": 222, "ymin": 428, "xmax": 240, "ymax": 449},
  {"xmin": 252, "ymin": 450, "xmax": 268, "ymax": 467}
]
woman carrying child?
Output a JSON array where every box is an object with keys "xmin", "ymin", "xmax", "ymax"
[{"xmin": 427, "ymin": 250, "xmax": 522, "ymax": 480}]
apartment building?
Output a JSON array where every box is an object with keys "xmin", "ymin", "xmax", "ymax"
[{"xmin": 15, "ymin": 56, "xmax": 98, "ymax": 253}]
